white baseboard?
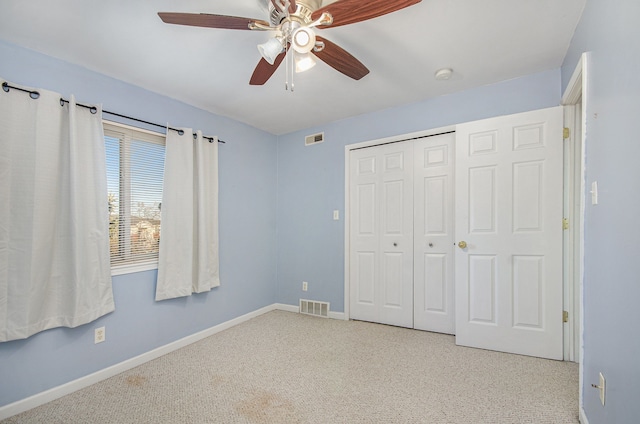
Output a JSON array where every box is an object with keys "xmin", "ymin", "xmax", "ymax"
[
  {"xmin": 273, "ymin": 303, "xmax": 299, "ymax": 313},
  {"xmin": 329, "ymin": 311, "xmax": 346, "ymax": 320},
  {"xmin": 0, "ymin": 304, "xmax": 278, "ymax": 421},
  {"xmin": 579, "ymin": 407, "xmax": 589, "ymax": 424}
]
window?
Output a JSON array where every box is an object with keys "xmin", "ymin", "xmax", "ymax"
[{"xmin": 104, "ymin": 121, "xmax": 166, "ymax": 274}]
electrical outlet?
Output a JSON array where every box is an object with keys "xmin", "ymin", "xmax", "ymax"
[
  {"xmin": 302, "ymin": 281, "xmax": 308, "ymax": 291},
  {"xmin": 591, "ymin": 372, "xmax": 606, "ymax": 406},
  {"xmin": 94, "ymin": 326, "xmax": 105, "ymax": 344},
  {"xmin": 599, "ymin": 372, "xmax": 606, "ymax": 406}
]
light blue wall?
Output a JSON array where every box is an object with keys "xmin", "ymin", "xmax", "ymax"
[
  {"xmin": 561, "ymin": 1, "xmax": 640, "ymax": 422},
  {"xmin": 0, "ymin": 40, "xmax": 278, "ymax": 407},
  {"xmin": 275, "ymin": 69, "xmax": 561, "ymax": 310},
  {"xmin": 3, "ymin": 30, "xmax": 610, "ymax": 414}
]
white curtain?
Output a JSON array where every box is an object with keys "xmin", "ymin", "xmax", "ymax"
[
  {"xmin": 155, "ymin": 129, "xmax": 220, "ymax": 301},
  {"xmin": 0, "ymin": 80, "xmax": 114, "ymax": 342}
]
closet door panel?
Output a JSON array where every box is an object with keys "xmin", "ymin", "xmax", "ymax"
[
  {"xmin": 350, "ymin": 142, "xmax": 414, "ymax": 328},
  {"xmin": 413, "ymin": 133, "xmax": 456, "ymax": 334}
]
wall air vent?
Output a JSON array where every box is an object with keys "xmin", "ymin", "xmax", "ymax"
[
  {"xmin": 299, "ymin": 299, "xmax": 329, "ymax": 318},
  {"xmin": 305, "ymin": 132, "xmax": 324, "ymax": 146}
]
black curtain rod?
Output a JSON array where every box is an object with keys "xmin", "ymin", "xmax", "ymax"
[{"xmin": 2, "ymin": 82, "xmax": 226, "ymax": 144}]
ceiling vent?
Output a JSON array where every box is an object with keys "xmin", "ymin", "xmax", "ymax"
[{"xmin": 305, "ymin": 132, "xmax": 324, "ymax": 146}]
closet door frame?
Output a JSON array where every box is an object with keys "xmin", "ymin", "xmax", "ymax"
[{"xmin": 344, "ymin": 126, "xmax": 455, "ymax": 322}]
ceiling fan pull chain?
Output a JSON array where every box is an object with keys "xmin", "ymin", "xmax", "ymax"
[
  {"xmin": 285, "ymin": 46, "xmax": 290, "ymax": 91},
  {"xmin": 290, "ymin": 49, "xmax": 295, "ymax": 92}
]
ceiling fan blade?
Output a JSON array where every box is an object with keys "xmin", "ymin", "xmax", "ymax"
[
  {"xmin": 158, "ymin": 12, "xmax": 270, "ymax": 30},
  {"xmin": 314, "ymin": 36, "xmax": 369, "ymax": 80},
  {"xmin": 249, "ymin": 51, "xmax": 287, "ymax": 85},
  {"xmin": 311, "ymin": 0, "xmax": 421, "ymax": 28}
]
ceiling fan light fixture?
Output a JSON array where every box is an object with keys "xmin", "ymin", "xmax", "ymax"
[
  {"xmin": 295, "ymin": 53, "xmax": 316, "ymax": 73},
  {"xmin": 292, "ymin": 27, "xmax": 316, "ymax": 53},
  {"xmin": 257, "ymin": 37, "xmax": 285, "ymax": 65}
]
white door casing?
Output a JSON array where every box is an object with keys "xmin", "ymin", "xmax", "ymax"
[
  {"xmin": 563, "ymin": 102, "xmax": 583, "ymax": 363},
  {"xmin": 349, "ymin": 142, "xmax": 414, "ymax": 328},
  {"xmin": 413, "ymin": 133, "xmax": 455, "ymax": 334},
  {"xmin": 454, "ymin": 107, "xmax": 564, "ymax": 360}
]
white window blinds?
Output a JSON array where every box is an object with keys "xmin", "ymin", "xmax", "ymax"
[{"xmin": 104, "ymin": 121, "xmax": 165, "ymax": 270}]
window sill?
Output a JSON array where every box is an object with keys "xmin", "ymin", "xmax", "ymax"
[{"xmin": 111, "ymin": 260, "xmax": 158, "ymax": 276}]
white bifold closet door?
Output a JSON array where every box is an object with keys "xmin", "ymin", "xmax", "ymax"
[
  {"xmin": 349, "ymin": 133, "xmax": 455, "ymax": 332},
  {"xmin": 454, "ymin": 107, "xmax": 564, "ymax": 360},
  {"xmin": 413, "ymin": 133, "xmax": 455, "ymax": 334},
  {"xmin": 349, "ymin": 142, "xmax": 414, "ymax": 328}
]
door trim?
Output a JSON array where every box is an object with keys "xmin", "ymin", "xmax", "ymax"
[
  {"xmin": 562, "ymin": 104, "xmax": 580, "ymax": 361},
  {"xmin": 344, "ymin": 126, "xmax": 455, "ymax": 322},
  {"xmin": 561, "ymin": 51, "xmax": 589, "ymax": 419}
]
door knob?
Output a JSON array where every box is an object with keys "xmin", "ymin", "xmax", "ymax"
[{"xmin": 458, "ymin": 241, "xmax": 467, "ymax": 249}]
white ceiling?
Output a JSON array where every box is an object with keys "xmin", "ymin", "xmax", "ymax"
[{"xmin": 0, "ymin": 0, "xmax": 585, "ymax": 135}]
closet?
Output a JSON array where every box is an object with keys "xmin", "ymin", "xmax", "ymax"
[
  {"xmin": 348, "ymin": 107, "xmax": 564, "ymax": 360},
  {"xmin": 349, "ymin": 133, "xmax": 455, "ymax": 333}
]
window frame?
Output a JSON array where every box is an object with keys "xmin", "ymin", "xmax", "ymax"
[{"xmin": 103, "ymin": 120, "xmax": 166, "ymax": 276}]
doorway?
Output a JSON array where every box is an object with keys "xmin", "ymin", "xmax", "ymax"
[{"xmin": 562, "ymin": 53, "xmax": 588, "ymax": 365}]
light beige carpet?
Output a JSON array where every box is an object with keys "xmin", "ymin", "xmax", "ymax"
[{"xmin": 3, "ymin": 310, "xmax": 579, "ymax": 423}]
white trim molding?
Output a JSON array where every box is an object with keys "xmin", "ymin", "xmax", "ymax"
[
  {"xmin": 580, "ymin": 407, "xmax": 590, "ymax": 424},
  {"xmin": 273, "ymin": 303, "xmax": 299, "ymax": 313},
  {"xmin": 561, "ymin": 51, "xmax": 590, "ymax": 424}
]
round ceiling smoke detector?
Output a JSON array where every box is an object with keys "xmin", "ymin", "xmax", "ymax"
[{"xmin": 434, "ymin": 68, "xmax": 453, "ymax": 80}]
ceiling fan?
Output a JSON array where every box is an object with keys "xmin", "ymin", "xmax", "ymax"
[{"xmin": 158, "ymin": 0, "xmax": 422, "ymax": 86}]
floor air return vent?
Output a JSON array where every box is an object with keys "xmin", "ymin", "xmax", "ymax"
[{"xmin": 299, "ymin": 299, "xmax": 329, "ymax": 318}]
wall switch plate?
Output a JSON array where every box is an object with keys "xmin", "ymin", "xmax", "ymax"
[
  {"xmin": 333, "ymin": 210, "xmax": 339, "ymax": 220},
  {"xmin": 591, "ymin": 181, "xmax": 598, "ymax": 205},
  {"xmin": 302, "ymin": 281, "xmax": 308, "ymax": 291},
  {"xmin": 94, "ymin": 327, "xmax": 105, "ymax": 344}
]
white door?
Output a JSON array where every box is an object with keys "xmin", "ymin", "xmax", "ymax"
[
  {"xmin": 349, "ymin": 142, "xmax": 414, "ymax": 328},
  {"xmin": 413, "ymin": 133, "xmax": 455, "ymax": 334},
  {"xmin": 454, "ymin": 107, "xmax": 564, "ymax": 360}
]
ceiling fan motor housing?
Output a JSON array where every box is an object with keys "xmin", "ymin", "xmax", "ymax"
[{"xmin": 267, "ymin": 0, "xmax": 323, "ymax": 26}]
